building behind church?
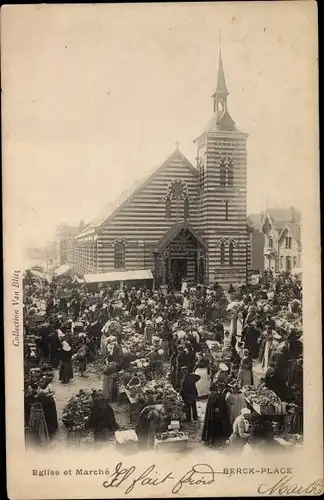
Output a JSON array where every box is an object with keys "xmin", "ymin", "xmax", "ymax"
[
  {"xmin": 248, "ymin": 207, "xmax": 302, "ymax": 273},
  {"xmin": 73, "ymin": 50, "xmax": 251, "ymax": 288}
]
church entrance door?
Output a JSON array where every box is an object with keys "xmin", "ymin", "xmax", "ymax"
[{"xmin": 171, "ymin": 258, "xmax": 187, "ymax": 291}]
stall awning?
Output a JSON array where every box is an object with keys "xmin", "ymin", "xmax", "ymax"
[
  {"xmin": 84, "ymin": 269, "xmax": 154, "ymax": 284},
  {"xmin": 54, "ymin": 264, "xmax": 71, "ymax": 277}
]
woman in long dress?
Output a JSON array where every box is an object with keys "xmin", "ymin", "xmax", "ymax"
[
  {"xmin": 201, "ymin": 383, "xmax": 232, "ymax": 447},
  {"xmin": 59, "ymin": 341, "xmax": 73, "ymax": 384},
  {"xmin": 228, "ymin": 408, "xmax": 251, "ymax": 451},
  {"xmin": 237, "ymin": 349, "xmax": 254, "ymax": 387},
  {"xmin": 87, "ymin": 394, "xmax": 118, "ymax": 442},
  {"xmin": 229, "ymin": 308, "xmax": 238, "ymax": 336},
  {"xmin": 102, "ymin": 357, "xmax": 119, "ymax": 402},
  {"xmin": 35, "ymin": 378, "xmax": 58, "ymax": 438},
  {"xmin": 194, "ymin": 357, "xmax": 211, "ymax": 399},
  {"xmin": 136, "ymin": 404, "xmax": 166, "ymax": 449},
  {"xmin": 225, "ymin": 381, "xmax": 247, "ymax": 426},
  {"xmin": 236, "ymin": 311, "xmax": 244, "ymax": 337}
]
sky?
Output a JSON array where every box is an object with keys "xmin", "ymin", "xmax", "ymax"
[{"xmin": 2, "ymin": 2, "xmax": 318, "ymax": 248}]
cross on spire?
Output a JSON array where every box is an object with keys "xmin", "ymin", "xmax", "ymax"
[{"xmin": 174, "ymin": 141, "xmax": 180, "ymax": 150}]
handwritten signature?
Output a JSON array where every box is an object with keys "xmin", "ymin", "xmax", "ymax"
[
  {"xmin": 102, "ymin": 462, "xmax": 226, "ymax": 494},
  {"xmin": 258, "ymin": 476, "xmax": 323, "ymax": 496}
]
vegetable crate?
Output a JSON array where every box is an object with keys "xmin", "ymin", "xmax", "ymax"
[
  {"xmin": 252, "ymin": 402, "xmax": 276, "ymax": 415},
  {"xmin": 154, "ymin": 435, "xmax": 189, "ymax": 453},
  {"xmin": 115, "ymin": 430, "xmax": 138, "ymax": 453}
]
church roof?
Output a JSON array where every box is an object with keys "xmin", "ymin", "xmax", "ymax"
[
  {"xmin": 75, "ymin": 149, "xmax": 197, "ymax": 238},
  {"xmin": 203, "ymin": 109, "xmax": 241, "ymax": 133}
]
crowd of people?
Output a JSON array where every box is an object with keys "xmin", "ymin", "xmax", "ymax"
[{"xmin": 23, "ymin": 268, "xmax": 303, "ymax": 452}]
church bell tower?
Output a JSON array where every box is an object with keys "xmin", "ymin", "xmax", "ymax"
[{"xmin": 194, "ymin": 45, "xmax": 249, "ymax": 287}]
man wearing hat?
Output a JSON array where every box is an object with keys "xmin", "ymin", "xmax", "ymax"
[
  {"xmin": 180, "ymin": 367, "xmax": 201, "ymax": 422},
  {"xmin": 228, "ymin": 408, "xmax": 251, "ymax": 450}
]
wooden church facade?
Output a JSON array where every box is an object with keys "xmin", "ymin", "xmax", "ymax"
[{"xmin": 73, "ymin": 50, "xmax": 251, "ymax": 288}]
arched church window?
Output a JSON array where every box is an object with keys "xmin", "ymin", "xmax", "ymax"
[
  {"xmin": 184, "ymin": 197, "xmax": 190, "ymax": 219},
  {"xmin": 229, "ymin": 241, "xmax": 234, "ymax": 266},
  {"xmin": 220, "ymin": 164, "xmax": 226, "ymax": 186},
  {"xmin": 220, "ymin": 241, "xmax": 226, "ymax": 264},
  {"xmin": 114, "ymin": 240, "xmax": 125, "ymax": 269},
  {"xmin": 227, "ymin": 163, "xmax": 234, "ymax": 187},
  {"xmin": 165, "ymin": 196, "xmax": 171, "ymax": 219}
]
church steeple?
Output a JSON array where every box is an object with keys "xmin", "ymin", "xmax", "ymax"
[{"xmin": 212, "ymin": 46, "xmax": 229, "ymax": 114}]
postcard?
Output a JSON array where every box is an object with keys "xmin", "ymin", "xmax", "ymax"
[{"xmin": 2, "ymin": 1, "xmax": 322, "ymax": 498}]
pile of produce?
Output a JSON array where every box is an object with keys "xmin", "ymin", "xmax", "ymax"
[
  {"xmin": 243, "ymin": 384, "xmax": 284, "ymax": 413},
  {"xmin": 24, "ymin": 364, "xmax": 54, "ymax": 388},
  {"xmin": 275, "ymin": 312, "xmax": 302, "ymax": 335},
  {"xmin": 134, "ymin": 379, "xmax": 184, "ymax": 419},
  {"xmin": 62, "ymin": 389, "xmax": 101, "ymax": 432},
  {"xmin": 157, "ymin": 431, "xmax": 187, "ymax": 441}
]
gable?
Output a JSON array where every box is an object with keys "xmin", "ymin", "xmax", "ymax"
[
  {"xmin": 278, "ymin": 224, "xmax": 301, "ymax": 246},
  {"xmin": 99, "ymin": 149, "xmax": 199, "ymax": 237}
]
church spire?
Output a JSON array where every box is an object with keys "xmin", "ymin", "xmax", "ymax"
[{"xmin": 212, "ymin": 35, "xmax": 229, "ymax": 114}]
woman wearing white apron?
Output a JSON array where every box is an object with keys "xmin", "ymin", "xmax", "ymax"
[
  {"xmin": 236, "ymin": 311, "xmax": 244, "ymax": 337},
  {"xmin": 194, "ymin": 356, "xmax": 211, "ymax": 398},
  {"xmin": 229, "ymin": 308, "xmax": 238, "ymax": 336}
]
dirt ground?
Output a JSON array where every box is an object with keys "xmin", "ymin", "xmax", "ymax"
[{"xmin": 47, "ymin": 359, "xmax": 264, "ymax": 452}]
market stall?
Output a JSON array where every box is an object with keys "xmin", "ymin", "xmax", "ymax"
[{"xmin": 84, "ymin": 269, "xmax": 154, "ymax": 291}]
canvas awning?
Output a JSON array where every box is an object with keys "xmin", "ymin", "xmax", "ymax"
[
  {"xmin": 54, "ymin": 264, "xmax": 71, "ymax": 277},
  {"xmin": 29, "ymin": 269, "xmax": 45, "ymax": 279},
  {"xmin": 84, "ymin": 269, "xmax": 154, "ymax": 284}
]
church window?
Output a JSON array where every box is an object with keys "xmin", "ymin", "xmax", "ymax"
[
  {"xmin": 184, "ymin": 197, "xmax": 190, "ymax": 219},
  {"xmin": 229, "ymin": 241, "xmax": 234, "ymax": 266},
  {"xmin": 269, "ymin": 236, "xmax": 273, "ymax": 248},
  {"xmin": 220, "ymin": 164, "xmax": 226, "ymax": 186},
  {"xmin": 114, "ymin": 240, "xmax": 125, "ymax": 269},
  {"xmin": 227, "ymin": 164, "xmax": 234, "ymax": 186},
  {"xmin": 225, "ymin": 201, "xmax": 229, "ymax": 220},
  {"xmin": 220, "ymin": 241, "xmax": 225, "ymax": 264},
  {"xmin": 199, "ymin": 165, "xmax": 205, "ymax": 190},
  {"xmin": 169, "ymin": 180, "xmax": 187, "ymax": 200},
  {"xmin": 219, "ymin": 156, "xmax": 235, "ymax": 187},
  {"xmin": 165, "ymin": 197, "xmax": 171, "ymax": 219}
]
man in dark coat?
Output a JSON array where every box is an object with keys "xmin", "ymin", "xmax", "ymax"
[
  {"xmin": 180, "ymin": 368, "xmax": 201, "ymax": 422},
  {"xmin": 202, "ymin": 383, "xmax": 232, "ymax": 447},
  {"xmin": 241, "ymin": 322, "xmax": 261, "ymax": 359}
]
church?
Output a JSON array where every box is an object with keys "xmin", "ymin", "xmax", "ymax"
[{"xmin": 73, "ymin": 50, "xmax": 251, "ymax": 288}]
